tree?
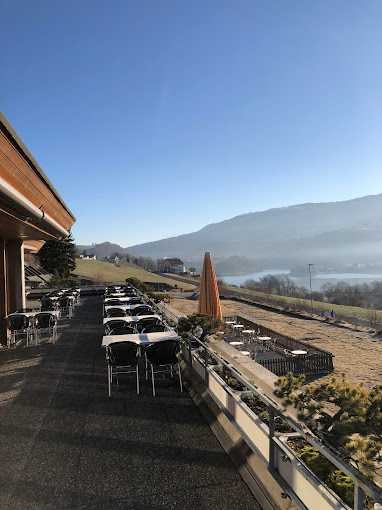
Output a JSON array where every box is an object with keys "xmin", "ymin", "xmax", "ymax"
[
  {"xmin": 38, "ymin": 230, "xmax": 77, "ymax": 278},
  {"xmin": 177, "ymin": 314, "xmax": 225, "ymax": 342},
  {"xmin": 274, "ymin": 372, "xmax": 382, "ymax": 480}
]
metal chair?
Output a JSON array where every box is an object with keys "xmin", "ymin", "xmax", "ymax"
[
  {"xmin": 135, "ymin": 317, "xmax": 160, "ymax": 332},
  {"xmin": 15, "ymin": 308, "xmax": 35, "ymax": 313},
  {"xmin": 106, "ymin": 308, "xmax": 127, "ymax": 318},
  {"xmin": 108, "ymin": 325, "xmax": 136, "ymax": 335},
  {"xmin": 35, "ymin": 312, "xmax": 58, "ymax": 344},
  {"xmin": 104, "ymin": 299, "xmax": 124, "ymax": 306},
  {"xmin": 104, "ymin": 319, "xmax": 130, "ymax": 335},
  {"xmin": 106, "ymin": 341, "xmax": 140, "ymax": 396},
  {"xmin": 141, "ymin": 324, "xmax": 167, "ymax": 333},
  {"xmin": 130, "ymin": 306, "xmax": 152, "ymax": 316},
  {"xmin": 6, "ymin": 314, "xmax": 32, "ymax": 347},
  {"xmin": 145, "ymin": 340, "xmax": 183, "ymax": 396},
  {"xmin": 59, "ymin": 297, "xmax": 74, "ymax": 318}
]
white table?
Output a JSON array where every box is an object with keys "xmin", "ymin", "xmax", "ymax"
[
  {"xmin": 104, "ymin": 293, "xmax": 136, "ymax": 298},
  {"xmin": 103, "ymin": 314, "xmax": 161, "ymax": 325},
  {"xmin": 242, "ymin": 329, "xmax": 255, "ymax": 334},
  {"xmin": 240, "ymin": 350, "xmax": 251, "ymax": 357},
  {"xmin": 102, "ymin": 331, "xmax": 180, "ymax": 348},
  {"xmin": 225, "ymin": 321, "xmax": 236, "ymax": 325},
  {"xmin": 104, "ymin": 296, "xmax": 143, "ymax": 303},
  {"xmin": 229, "ymin": 341, "xmax": 244, "ymax": 347},
  {"xmin": 291, "ymin": 350, "xmax": 308, "ymax": 356},
  {"xmin": 257, "ymin": 336, "xmax": 271, "ymax": 341},
  {"xmin": 232, "ymin": 324, "xmax": 244, "ymax": 329},
  {"xmin": 104, "ymin": 304, "xmax": 151, "ymax": 312}
]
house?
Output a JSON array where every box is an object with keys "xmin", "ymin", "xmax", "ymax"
[{"xmin": 159, "ymin": 258, "xmax": 185, "ymax": 274}]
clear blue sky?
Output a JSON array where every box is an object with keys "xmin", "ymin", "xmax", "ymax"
[{"xmin": 1, "ymin": 0, "xmax": 381, "ymax": 247}]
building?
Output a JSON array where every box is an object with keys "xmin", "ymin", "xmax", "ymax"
[
  {"xmin": 160, "ymin": 258, "xmax": 185, "ymax": 274},
  {"xmin": 0, "ymin": 111, "xmax": 76, "ymax": 344}
]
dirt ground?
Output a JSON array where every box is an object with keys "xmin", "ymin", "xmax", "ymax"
[{"xmin": 171, "ymin": 297, "xmax": 382, "ymax": 390}]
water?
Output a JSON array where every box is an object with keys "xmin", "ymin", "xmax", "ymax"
[{"xmin": 223, "ymin": 270, "xmax": 382, "ymax": 292}]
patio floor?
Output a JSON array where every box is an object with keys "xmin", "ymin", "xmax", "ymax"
[{"xmin": 0, "ymin": 296, "xmax": 262, "ymax": 510}]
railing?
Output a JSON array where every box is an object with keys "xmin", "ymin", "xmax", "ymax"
[{"xmin": 133, "ymin": 287, "xmax": 381, "ymax": 510}]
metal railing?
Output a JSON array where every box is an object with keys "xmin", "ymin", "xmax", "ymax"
[{"xmin": 134, "ymin": 287, "xmax": 382, "ymax": 510}]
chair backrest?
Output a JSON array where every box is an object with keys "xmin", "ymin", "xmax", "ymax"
[
  {"xmin": 59, "ymin": 297, "xmax": 71, "ymax": 307},
  {"xmin": 132, "ymin": 306, "xmax": 152, "ymax": 315},
  {"xmin": 6, "ymin": 314, "xmax": 29, "ymax": 331},
  {"xmin": 41, "ymin": 305, "xmax": 56, "ymax": 312},
  {"xmin": 106, "ymin": 308, "xmax": 127, "ymax": 318},
  {"xmin": 15, "ymin": 308, "xmax": 34, "ymax": 313},
  {"xmin": 35, "ymin": 312, "xmax": 55, "ymax": 328},
  {"xmin": 104, "ymin": 319, "xmax": 129, "ymax": 334},
  {"xmin": 107, "ymin": 341, "xmax": 139, "ymax": 367},
  {"xmin": 135, "ymin": 317, "xmax": 160, "ymax": 332},
  {"xmin": 141, "ymin": 324, "xmax": 167, "ymax": 333},
  {"xmin": 40, "ymin": 298, "xmax": 54, "ymax": 307},
  {"xmin": 108, "ymin": 325, "xmax": 136, "ymax": 335},
  {"xmin": 128, "ymin": 298, "xmax": 144, "ymax": 304},
  {"xmin": 145, "ymin": 340, "xmax": 180, "ymax": 366}
]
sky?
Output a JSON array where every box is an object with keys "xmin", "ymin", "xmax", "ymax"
[{"xmin": 1, "ymin": 0, "xmax": 381, "ymax": 247}]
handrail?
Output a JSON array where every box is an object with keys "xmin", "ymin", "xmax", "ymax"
[{"xmin": 134, "ymin": 286, "xmax": 382, "ymax": 509}]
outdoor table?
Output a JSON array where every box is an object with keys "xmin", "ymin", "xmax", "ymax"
[
  {"xmin": 104, "ymin": 296, "xmax": 140, "ymax": 303},
  {"xmin": 225, "ymin": 321, "xmax": 236, "ymax": 325},
  {"xmin": 229, "ymin": 341, "xmax": 244, "ymax": 347},
  {"xmin": 104, "ymin": 304, "xmax": 150, "ymax": 312},
  {"xmin": 103, "ymin": 314, "xmax": 161, "ymax": 324},
  {"xmin": 291, "ymin": 350, "xmax": 308, "ymax": 356},
  {"xmin": 242, "ymin": 329, "xmax": 255, "ymax": 334},
  {"xmin": 240, "ymin": 350, "xmax": 251, "ymax": 357},
  {"xmin": 232, "ymin": 324, "xmax": 244, "ymax": 329},
  {"xmin": 101, "ymin": 331, "xmax": 180, "ymax": 348},
  {"xmin": 257, "ymin": 336, "xmax": 271, "ymax": 341}
]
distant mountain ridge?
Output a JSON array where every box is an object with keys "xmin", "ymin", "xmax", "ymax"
[
  {"xmin": 77, "ymin": 194, "xmax": 382, "ymax": 269},
  {"xmin": 125, "ymin": 194, "xmax": 382, "ymax": 267}
]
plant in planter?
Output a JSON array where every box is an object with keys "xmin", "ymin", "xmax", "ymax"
[
  {"xmin": 213, "ymin": 365, "xmax": 244, "ymax": 391},
  {"xmin": 178, "ymin": 314, "xmax": 226, "ymax": 343},
  {"xmin": 242, "ymin": 394, "xmax": 294, "ymax": 433},
  {"xmin": 274, "ymin": 372, "xmax": 382, "ymax": 482}
]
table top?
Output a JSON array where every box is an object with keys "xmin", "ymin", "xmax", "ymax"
[
  {"xmin": 104, "ymin": 304, "xmax": 150, "ymax": 311},
  {"xmin": 104, "ymin": 296, "xmax": 141, "ymax": 303},
  {"xmin": 241, "ymin": 351, "xmax": 251, "ymax": 356},
  {"xmin": 232, "ymin": 324, "xmax": 244, "ymax": 329},
  {"xmin": 291, "ymin": 350, "xmax": 308, "ymax": 355},
  {"xmin": 225, "ymin": 321, "xmax": 236, "ymax": 325},
  {"xmin": 242, "ymin": 329, "xmax": 255, "ymax": 334},
  {"xmin": 229, "ymin": 341, "xmax": 244, "ymax": 346},
  {"xmin": 257, "ymin": 336, "xmax": 271, "ymax": 341},
  {"xmin": 103, "ymin": 314, "xmax": 161, "ymax": 324},
  {"xmin": 102, "ymin": 331, "xmax": 179, "ymax": 347},
  {"xmin": 6, "ymin": 311, "xmax": 60, "ymax": 318}
]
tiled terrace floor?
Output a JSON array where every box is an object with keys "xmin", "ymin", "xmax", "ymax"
[{"xmin": 0, "ymin": 296, "xmax": 261, "ymax": 510}]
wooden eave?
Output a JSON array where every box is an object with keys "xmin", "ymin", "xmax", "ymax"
[{"xmin": 0, "ymin": 111, "xmax": 76, "ymax": 233}]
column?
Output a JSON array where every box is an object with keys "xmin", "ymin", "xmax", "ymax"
[
  {"xmin": 0, "ymin": 239, "xmax": 8, "ymax": 345},
  {"xmin": 6, "ymin": 240, "xmax": 26, "ymax": 313}
]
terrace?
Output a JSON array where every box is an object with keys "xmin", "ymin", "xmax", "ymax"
[{"xmin": 0, "ymin": 295, "xmax": 261, "ymax": 510}]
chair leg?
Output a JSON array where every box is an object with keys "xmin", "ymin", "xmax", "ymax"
[
  {"xmin": 151, "ymin": 364, "xmax": 155, "ymax": 396},
  {"xmin": 178, "ymin": 362, "xmax": 183, "ymax": 392},
  {"xmin": 136, "ymin": 365, "xmax": 140, "ymax": 394},
  {"xmin": 108, "ymin": 365, "xmax": 111, "ymax": 397}
]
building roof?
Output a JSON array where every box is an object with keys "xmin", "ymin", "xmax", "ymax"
[{"xmin": 163, "ymin": 258, "xmax": 183, "ymax": 265}]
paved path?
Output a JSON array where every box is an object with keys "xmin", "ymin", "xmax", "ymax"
[{"xmin": 0, "ymin": 296, "xmax": 261, "ymax": 510}]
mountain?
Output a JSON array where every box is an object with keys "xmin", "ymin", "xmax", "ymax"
[
  {"xmin": 76, "ymin": 242, "xmax": 129, "ymax": 259},
  {"xmin": 125, "ymin": 194, "xmax": 382, "ymax": 267}
]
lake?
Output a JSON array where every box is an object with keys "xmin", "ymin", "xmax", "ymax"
[{"xmin": 223, "ymin": 270, "xmax": 382, "ymax": 292}]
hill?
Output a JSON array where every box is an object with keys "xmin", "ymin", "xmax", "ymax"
[{"xmin": 125, "ymin": 194, "xmax": 382, "ymax": 267}]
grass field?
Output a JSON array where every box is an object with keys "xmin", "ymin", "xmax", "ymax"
[
  {"xmin": 73, "ymin": 259, "xmax": 195, "ymax": 290},
  {"xmin": 166, "ymin": 274, "xmax": 379, "ymax": 322}
]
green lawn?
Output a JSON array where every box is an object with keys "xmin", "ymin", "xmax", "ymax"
[{"xmin": 74, "ymin": 259, "xmax": 195, "ymax": 290}]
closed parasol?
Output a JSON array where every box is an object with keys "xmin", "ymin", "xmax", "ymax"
[{"xmin": 197, "ymin": 252, "xmax": 222, "ymax": 320}]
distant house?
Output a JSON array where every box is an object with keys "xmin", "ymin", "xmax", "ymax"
[{"xmin": 160, "ymin": 258, "xmax": 185, "ymax": 274}]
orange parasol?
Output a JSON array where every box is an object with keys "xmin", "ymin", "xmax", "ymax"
[{"xmin": 197, "ymin": 252, "xmax": 222, "ymax": 320}]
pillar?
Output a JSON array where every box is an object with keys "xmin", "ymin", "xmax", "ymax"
[
  {"xmin": 7, "ymin": 240, "xmax": 25, "ymax": 313},
  {"xmin": 0, "ymin": 239, "xmax": 8, "ymax": 345}
]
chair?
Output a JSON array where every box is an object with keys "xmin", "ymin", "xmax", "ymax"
[
  {"xmin": 284, "ymin": 349, "xmax": 296, "ymax": 359},
  {"xmin": 59, "ymin": 297, "xmax": 73, "ymax": 318},
  {"xmin": 40, "ymin": 298, "xmax": 57, "ymax": 310},
  {"xmin": 145, "ymin": 340, "xmax": 183, "ymax": 396},
  {"xmin": 135, "ymin": 317, "xmax": 160, "ymax": 332},
  {"xmin": 6, "ymin": 314, "xmax": 32, "ymax": 347},
  {"xmin": 108, "ymin": 325, "xmax": 136, "ymax": 335},
  {"xmin": 128, "ymin": 298, "xmax": 144, "ymax": 305},
  {"xmin": 35, "ymin": 312, "xmax": 58, "ymax": 344},
  {"xmin": 15, "ymin": 308, "xmax": 35, "ymax": 313},
  {"xmin": 106, "ymin": 308, "xmax": 127, "ymax": 318},
  {"xmin": 131, "ymin": 306, "xmax": 152, "ymax": 316},
  {"xmin": 141, "ymin": 324, "xmax": 167, "ymax": 333},
  {"xmin": 104, "ymin": 319, "xmax": 130, "ymax": 335},
  {"xmin": 106, "ymin": 341, "xmax": 140, "ymax": 396}
]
